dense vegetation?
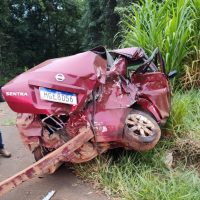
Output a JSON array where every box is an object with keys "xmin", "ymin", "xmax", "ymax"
[
  {"xmin": 122, "ymin": 0, "xmax": 199, "ymax": 78},
  {"xmin": 0, "ymin": 0, "xmax": 200, "ymax": 199},
  {"xmin": 0, "ymin": 0, "xmax": 131, "ymax": 85},
  {"xmin": 0, "ymin": 0, "xmax": 81, "ymax": 84}
]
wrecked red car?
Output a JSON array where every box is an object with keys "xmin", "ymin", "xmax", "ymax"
[
  {"xmin": 2, "ymin": 45, "xmax": 174, "ymax": 159},
  {"xmin": 0, "ymin": 46, "xmax": 175, "ymax": 195}
]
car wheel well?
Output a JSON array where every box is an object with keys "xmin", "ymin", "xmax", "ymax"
[{"xmin": 130, "ymin": 102, "xmax": 158, "ymax": 122}]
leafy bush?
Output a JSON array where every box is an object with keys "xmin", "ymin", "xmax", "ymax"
[{"xmin": 121, "ymin": 0, "xmax": 199, "ymax": 73}]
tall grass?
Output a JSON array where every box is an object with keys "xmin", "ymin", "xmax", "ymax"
[
  {"xmin": 121, "ymin": 0, "xmax": 198, "ymax": 73},
  {"xmin": 191, "ymin": 0, "xmax": 200, "ymax": 49},
  {"xmin": 180, "ymin": 47, "xmax": 200, "ymax": 89},
  {"xmin": 166, "ymin": 90, "xmax": 200, "ymax": 138},
  {"xmin": 179, "ymin": 0, "xmax": 200, "ymax": 89}
]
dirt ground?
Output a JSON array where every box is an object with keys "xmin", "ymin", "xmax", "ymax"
[{"xmin": 0, "ymin": 102, "xmax": 108, "ymax": 200}]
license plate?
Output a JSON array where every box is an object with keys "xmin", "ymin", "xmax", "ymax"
[{"xmin": 39, "ymin": 87, "xmax": 77, "ymax": 105}]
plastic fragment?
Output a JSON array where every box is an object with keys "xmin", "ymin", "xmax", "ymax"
[{"xmin": 42, "ymin": 190, "xmax": 56, "ymax": 200}]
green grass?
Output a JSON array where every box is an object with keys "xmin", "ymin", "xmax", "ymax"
[
  {"xmin": 74, "ymin": 90, "xmax": 200, "ymax": 200},
  {"xmin": 166, "ymin": 90, "xmax": 200, "ymax": 138},
  {"xmin": 75, "ymin": 149, "xmax": 200, "ymax": 200},
  {"xmin": 120, "ymin": 0, "xmax": 199, "ymax": 73}
]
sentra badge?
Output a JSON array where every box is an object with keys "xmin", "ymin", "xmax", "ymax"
[{"xmin": 6, "ymin": 92, "xmax": 28, "ymax": 96}]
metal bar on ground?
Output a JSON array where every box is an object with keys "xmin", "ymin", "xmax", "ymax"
[{"xmin": 0, "ymin": 127, "xmax": 93, "ymax": 196}]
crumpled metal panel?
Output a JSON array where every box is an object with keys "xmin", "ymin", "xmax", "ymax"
[
  {"xmin": 110, "ymin": 47, "xmax": 145, "ymax": 60},
  {"xmin": 16, "ymin": 113, "xmax": 42, "ymax": 137},
  {"xmin": 16, "ymin": 113, "xmax": 66, "ymax": 151},
  {"xmin": 91, "ymin": 108, "xmax": 132, "ymax": 142},
  {"xmin": 132, "ymin": 72, "xmax": 170, "ymax": 123},
  {"xmin": 66, "ymin": 112, "xmax": 88, "ymax": 138},
  {"xmin": 96, "ymin": 78, "xmax": 136, "ymax": 110}
]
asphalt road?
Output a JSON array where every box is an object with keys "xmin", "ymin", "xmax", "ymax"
[{"xmin": 0, "ymin": 102, "xmax": 108, "ymax": 200}]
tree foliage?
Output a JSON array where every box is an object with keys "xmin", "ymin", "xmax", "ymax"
[
  {"xmin": 81, "ymin": 0, "xmax": 121, "ymax": 49},
  {"xmin": 0, "ymin": 0, "xmax": 131, "ymax": 84},
  {"xmin": 9, "ymin": 0, "xmax": 81, "ymax": 66},
  {"xmin": 0, "ymin": 0, "xmax": 83, "ymax": 84}
]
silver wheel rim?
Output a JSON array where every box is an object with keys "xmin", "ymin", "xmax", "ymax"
[{"xmin": 125, "ymin": 113, "xmax": 155, "ymax": 137}]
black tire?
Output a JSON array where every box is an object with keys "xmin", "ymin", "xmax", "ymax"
[
  {"xmin": 0, "ymin": 87, "xmax": 5, "ymax": 102},
  {"xmin": 123, "ymin": 109, "xmax": 161, "ymax": 151}
]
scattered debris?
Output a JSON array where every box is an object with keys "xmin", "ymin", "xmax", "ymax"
[
  {"xmin": 42, "ymin": 190, "xmax": 55, "ymax": 200},
  {"xmin": 87, "ymin": 191, "xmax": 93, "ymax": 195},
  {"xmin": 163, "ymin": 151, "xmax": 173, "ymax": 169}
]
